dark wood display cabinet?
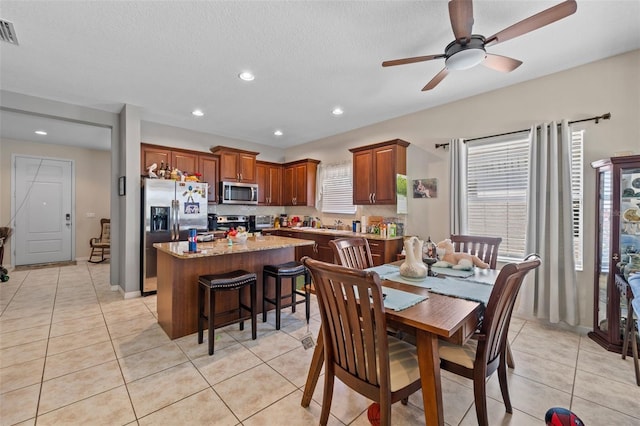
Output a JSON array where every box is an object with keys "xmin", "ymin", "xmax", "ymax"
[{"xmin": 590, "ymin": 155, "xmax": 640, "ymax": 353}]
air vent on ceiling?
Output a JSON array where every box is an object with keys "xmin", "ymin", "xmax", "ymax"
[{"xmin": 0, "ymin": 20, "xmax": 19, "ymax": 45}]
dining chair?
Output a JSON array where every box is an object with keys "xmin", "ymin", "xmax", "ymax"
[
  {"xmin": 302, "ymin": 256, "xmax": 422, "ymax": 426},
  {"xmin": 329, "ymin": 237, "xmax": 374, "ymax": 269},
  {"xmin": 450, "ymin": 234, "xmax": 502, "ymax": 269},
  {"xmin": 89, "ymin": 218, "xmax": 110, "ymax": 263},
  {"xmin": 449, "ymin": 234, "xmax": 518, "ymax": 368},
  {"xmin": 438, "ymin": 254, "xmax": 541, "ymax": 426}
]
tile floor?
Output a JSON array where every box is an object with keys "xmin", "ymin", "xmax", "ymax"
[{"xmin": 1, "ymin": 262, "xmax": 639, "ymax": 425}]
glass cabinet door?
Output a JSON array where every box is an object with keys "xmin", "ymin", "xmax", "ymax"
[
  {"xmin": 596, "ymin": 168, "xmax": 612, "ymax": 335},
  {"xmin": 590, "ymin": 155, "xmax": 640, "ymax": 353}
]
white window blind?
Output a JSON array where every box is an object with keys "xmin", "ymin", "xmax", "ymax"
[
  {"xmin": 571, "ymin": 130, "xmax": 584, "ymax": 270},
  {"xmin": 321, "ymin": 162, "xmax": 356, "ymax": 214},
  {"xmin": 466, "ymin": 133, "xmax": 530, "ymax": 260},
  {"xmin": 465, "ymin": 129, "xmax": 584, "ymax": 267}
]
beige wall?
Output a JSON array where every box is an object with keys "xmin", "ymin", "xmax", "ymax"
[
  {"xmin": 0, "ymin": 138, "xmax": 111, "ymax": 265},
  {"xmin": 286, "ymin": 49, "xmax": 640, "ymax": 328}
]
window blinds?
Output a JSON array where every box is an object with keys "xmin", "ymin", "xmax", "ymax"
[
  {"xmin": 321, "ymin": 162, "xmax": 356, "ymax": 214},
  {"xmin": 466, "ymin": 133, "xmax": 530, "ymax": 259}
]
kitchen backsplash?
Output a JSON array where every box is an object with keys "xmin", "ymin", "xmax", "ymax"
[{"xmin": 209, "ymin": 203, "xmax": 406, "ymax": 233}]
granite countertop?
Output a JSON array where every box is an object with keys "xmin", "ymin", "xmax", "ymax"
[
  {"xmin": 263, "ymin": 226, "xmax": 403, "ymax": 241},
  {"xmin": 154, "ymin": 235, "xmax": 314, "ymax": 259}
]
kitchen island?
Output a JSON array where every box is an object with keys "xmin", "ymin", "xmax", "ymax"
[{"xmin": 154, "ymin": 235, "xmax": 314, "ymax": 339}]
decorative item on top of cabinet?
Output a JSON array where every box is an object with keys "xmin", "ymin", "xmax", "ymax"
[
  {"xmin": 590, "ymin": 155, "xmax": 640, "ymax": 354},
  {"xmin": 349, "ymin": 139, "xmax": 409, "ymax": 205},
  {"xmin": 256, "ymin": 161, "xmax": 283, "ymax": 206},
  {"xmin": 210, "ymin": 146, "xmax": 259, "ymax": 183},
  {"xmin": 141, "ymin": 143, "xmax": 198, "ymax": 178},
  {"xmin": 282, "ymin": 159, "xmax": 320, "ymax": 206}
]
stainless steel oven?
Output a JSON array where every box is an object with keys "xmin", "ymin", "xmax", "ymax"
[{"xmin": 216, "ymin": 215, "xmax": 250, "ymax": 233}]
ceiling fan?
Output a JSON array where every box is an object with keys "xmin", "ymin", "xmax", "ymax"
[{"xmin": 382, "ymin": 0, "xmax": 577, "ymax": 91}]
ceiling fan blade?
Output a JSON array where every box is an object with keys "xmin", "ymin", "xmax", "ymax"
[
  {"xmin": 422, "ymin": 68, "xmax": 449, "ymax": 91},
  {"xmin": 382, "ymin": 54, "xmax": 445, "ymax": 67},
  {"xmin": 449, "ymin": 0, "xmax": 474, "ymax": 41},
  {"xmin": 485, "ymin": 0, "xmax": 577, "ymax": 46},
  {"xmin": 482, "ymin": 53, "xmax": 523, "ymax": 72}
]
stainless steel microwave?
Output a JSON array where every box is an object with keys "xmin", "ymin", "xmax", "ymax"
[{"xmin": 220, "ymin": 181, "xmax": 258, "ymax": 205}]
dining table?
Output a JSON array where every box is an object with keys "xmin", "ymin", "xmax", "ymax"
[{"xmin": 300, "ymin": 262, "xmax": 501, "ymax": 426}]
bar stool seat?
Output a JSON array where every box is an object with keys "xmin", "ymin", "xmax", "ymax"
[
  {"xmin": 262, "ymin": 261, "xmax": 310, "ymax": 330},
  {"xmin": 198, "ymin": 270, "xmax": 257, "ymax": 355}
]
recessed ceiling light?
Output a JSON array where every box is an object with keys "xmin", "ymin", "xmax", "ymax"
[
  {"xmin": 238, "ymin": 71, "xmax": 255, "ymax": 81},
  {"xmin": 332, "ymin": 107, "xmax": 344, "ymax": 116},
  {"xmin": 192, "ymin": 109, "xmax": 204, "ymax": 117},
  {"xmin": 35, "ymin": 130, "xmax": 47, "ymax": 135},
  {"xmin": 274, "ymin": 130, "xmax": 283, "ymax": 136}
]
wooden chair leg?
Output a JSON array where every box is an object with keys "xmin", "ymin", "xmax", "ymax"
[
  {"xmin": 506, "ymin": 341, "xmax": 515, "ymax": 368},
  {"xmin": 473, "ymin": 374, "xmax": 490, "ymax": 426},
  {"xmin": 498, "ymin": 359, "xmax": 512, "ymax": 413},
  {"xmin": 320, "ymin": 366, "xmax": 335, "ymax": 426}
]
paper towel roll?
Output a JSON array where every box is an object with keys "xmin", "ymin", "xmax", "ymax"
[{"xmin": 361, "ymin": 216, "xmax": 367, "ymax": 232}]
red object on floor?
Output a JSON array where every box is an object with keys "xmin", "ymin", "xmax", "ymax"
[
  {"xmin": 545, "ymin": 407, "xmax": 584, "ymax": 425},
  {"xmin": 367, "ymin": 403, "xmax": 380, "ymax": 425}
]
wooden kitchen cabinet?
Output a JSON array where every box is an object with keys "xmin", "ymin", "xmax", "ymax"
[
  {"xmin": 282, "ymin": 159, "xmax": 320, "ymax": 206},
  {"xmin": 198, "ymin": 154, "xmax": 219, "ymax": 203},
  {"xmin": 256, "ymin": 161, "xmax": 282, "ymax": 206},
  {"xmin": 272, "ymin": 229, "xmax": 402, "ymax": 267},
  {"xmin": 349, "ymin": 139, "xmax": 409, "ymax": 205},
  {"xmin": 210, "ymin": 146, "xmax": 258, "ymax": 183},
  {"xmin": 141, "ymin": 144, "xmax": 170, "ymax": 173},
  {"xmin": 367, "ymin": 238, "xmax": 403, "ymax": 266},
  {"xmin": 171, "ymin": 151, "xmax": 198, "ymax": 176},
  {"xmin": 140, "ymin": 143, "xmax": 197, "ymax": 176}
]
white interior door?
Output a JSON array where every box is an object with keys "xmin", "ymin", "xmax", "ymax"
[{"xmin": 13, "ymin": 156, "xmax": 74, "ymax": 266}]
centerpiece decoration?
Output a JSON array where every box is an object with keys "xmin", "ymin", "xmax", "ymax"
[{"xmin": 399, "ymin": 236, "xmax": 428, "ymax": 279}]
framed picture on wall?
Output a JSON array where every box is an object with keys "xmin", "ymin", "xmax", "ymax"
[{"xmin": 413, "ymin": 178, "xmax": 437, "ymax": 198}]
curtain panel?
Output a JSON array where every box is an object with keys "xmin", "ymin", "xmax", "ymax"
[
  {"xmin": 518, "ymin": 120, "xmax": 578, "ymax": 325},
  {"xmin": 449, "ymin": 138, "xmax": 468, "ymax": 236}
]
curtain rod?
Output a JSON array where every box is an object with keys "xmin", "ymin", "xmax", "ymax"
[{"xmin": 434, "ymin": 112, "xmax": 611, "ymax": 149}]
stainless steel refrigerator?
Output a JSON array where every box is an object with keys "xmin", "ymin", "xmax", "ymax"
[{"xmin": 141, "ymin": 178, "xmax": 208, "ymax": 294}]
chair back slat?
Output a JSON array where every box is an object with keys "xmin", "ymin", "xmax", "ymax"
[
  {"xmin": 330, "ymin": 238, "xmax": 375, "ymax": 269},
  {"xmin": 480, "ymin": 255, "xmax": 540, "ymax": 364},
  {"xmin": 303, "ymin": 257, "xmax": 389, "ymax": 388},
  {"xmin": 450, "ymin": 235, "xmax": 502, "ymax": 269}
]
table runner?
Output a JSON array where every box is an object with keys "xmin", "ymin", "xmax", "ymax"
[
  {"xmin": 381, "ymin": 286, "xmax": 428, "ymax": 312},
  {"xmin": 366, "ymin": 264, "xmax": 493, "ymax": 307}
]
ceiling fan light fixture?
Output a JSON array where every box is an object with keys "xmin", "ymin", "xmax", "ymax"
[
  {"xmin": 445, "ymin": 47, "xmax": 486, "ymax": 70},
  {"xmin": 238, "ymin": 71, "xmax": 255, "ymax": 81}
]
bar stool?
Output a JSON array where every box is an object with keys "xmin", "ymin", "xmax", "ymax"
[
  {"xmin": 262, "ymin": 261, "xmax": 310, "ymax": 330},
  {"xmin": 198, "ymin": 270, "xmax": 257, "ymax": 355}
]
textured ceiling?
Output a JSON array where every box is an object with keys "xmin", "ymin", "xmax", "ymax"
[{"xmin": 1, "ymin": 1, "xmax": 639, "ymax": 149}]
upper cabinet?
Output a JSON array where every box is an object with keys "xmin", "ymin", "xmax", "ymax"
[
  {"xmin": 210, "ymin": 146, "xmax": 258, "ymax": 183},
  {"xmin": 141, "ymin": 143, "xmax": 198, "ymax": 176},
  {"xmin": 198, "ymin": 154, "xmax": 219, "ymax": 203},
  {"xmin": 256, "ymin": 161, "xmax": 282, "ymax": 206},
  {"xmin": 141, "ymin": 143, "xmax": 218, "ymax": 203},
  {"xmin": 282, "ymin": 159, "xmax": 320, "ymax": 206},
  {"xmin": 349, "ymin": 139, "xmax": 409, "ymax": 205}
]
